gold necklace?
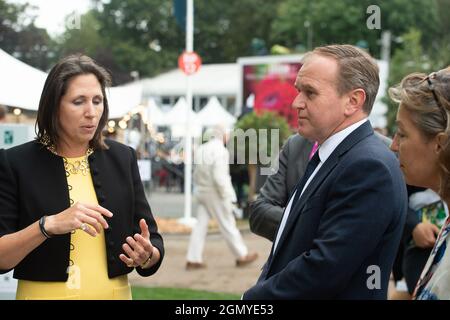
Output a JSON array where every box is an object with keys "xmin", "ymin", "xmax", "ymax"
[
  {"xmin": 39, "ymin": 135, "xmax": 94, "ymax": 176},
  {"xmin": 63, "ymin": 156, "xmax": 91, "ymax": 176}
]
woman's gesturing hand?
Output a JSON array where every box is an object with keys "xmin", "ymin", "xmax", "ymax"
[
  {"xmin": 119, "ymin": 219, "xmax": 158, "ymax": 268},
  {"xmin": 44, "ymin": 202, "xmax": 113, "ymax": 237}
]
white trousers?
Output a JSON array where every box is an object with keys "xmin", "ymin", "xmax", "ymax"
[{"xmin": 186, "ymin": 192, "xmax": 248, "ymax": 263}]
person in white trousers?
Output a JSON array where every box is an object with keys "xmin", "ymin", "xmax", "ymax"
[{"xmin": 186, "ymin": 125, "xmax": 258, "ymax": 269}]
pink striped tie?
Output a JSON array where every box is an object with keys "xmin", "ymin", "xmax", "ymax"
[{"xmin": 309, "ymin": 141, "xmax": 319, "ymax": 160}]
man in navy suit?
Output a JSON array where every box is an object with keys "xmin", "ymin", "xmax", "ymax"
[{"xmin": 243, "ymin": 44, "xmax": 407, "ymax": 300}]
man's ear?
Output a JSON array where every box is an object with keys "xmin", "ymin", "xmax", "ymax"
[
  {"xmin": 344, "ymin": 89, "xmax": 366, "ymax": 116},
  {"xmin": 435, "ymin": 132, "xmax": 448, "ymax": 154}
]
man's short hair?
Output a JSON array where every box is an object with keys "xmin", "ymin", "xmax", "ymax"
[{"xmin": 303, "ymin": 44, "xmax": 380, "ymax": 114}]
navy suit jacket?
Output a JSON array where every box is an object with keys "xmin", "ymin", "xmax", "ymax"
[{"xmin": 243, "ymin": 122, "xmax": 407, "ymax": 299}]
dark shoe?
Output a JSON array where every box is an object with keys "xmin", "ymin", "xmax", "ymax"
[
  {"xmin": 236, "ymin": 252, "xmax": 258, "ymax": 267},
  {"xmin": 186, "ymin": 261, "xmax": 206, "ymax": 270}
]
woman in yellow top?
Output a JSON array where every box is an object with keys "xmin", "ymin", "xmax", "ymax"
[{"xmin": 0, "ymin": 54, "xmax": 164, "ymax": 299}]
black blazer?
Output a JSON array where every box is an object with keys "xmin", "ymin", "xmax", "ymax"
[
  {"xmin": 0, "ymin": 139, "xmax": 164, "ymax": 281},
  {"xmin": 243, "ymin": 122, "xmax": 408, "ymax": 299}
]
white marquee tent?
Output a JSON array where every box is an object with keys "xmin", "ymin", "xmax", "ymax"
[
  {"xmin": 107, "ymin": 82, "xmax": 143, "ymax": 119},
  {"xmin": 145, "ymin": 97, "xmax": 167, "ymax": 126},
  {"xmin": 0, "ymin": 48, "xmax": 143, "ymax": 118},
  {"xmin": 141, "ymin": 63, "xmax": 239, "ymax": 97},
  {"xmin": 0, "ymin": 49, "xmax": 47, "ymax": 111},
  {"xmin": 164, "ymin": 97, "xmax": 202, "ymax": 137},
  {"xmin": 197, "ymin": 96, "xmax": 236, "ymax": 128}
]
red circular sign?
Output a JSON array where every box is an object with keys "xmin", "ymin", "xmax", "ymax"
[{"xmin": 178, "ymin": 51, "xmax": 202, "ymax": 75}]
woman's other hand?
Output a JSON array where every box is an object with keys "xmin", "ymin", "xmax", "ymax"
[
  {"xmin": 45, "ymin": 202, "xmax": 113, "ymax": 237},
  {"xmin": 412, "ymin": 221, "xmax": 440, "ymax": 248},
  {"xmin": 119, "ymin": 219, "xmax": 159, "ymax": 268}
]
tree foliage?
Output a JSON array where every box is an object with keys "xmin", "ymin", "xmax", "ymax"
[
  {"xmin": 1, "ymin": 0, "xmax": 449, "ymax": 98},
  {"xmin": 384, "ymin": 29, "xmax": 438, "ymax": 135},
  {"xmin": 0, "ymin": 0, "xmax": 53, "ymax": 71},
  {"xmin": 233, "ymin": 111, "xmax": 291, "ymax": 166},
  {"xmin": 194, "ymin": 0, "xmax": 284, "ymax": 62},
  {"xmin": 270, "ymin": 0, "xmax": 440, "ymax": 57},
  {"xmin": 94, "ymin": 0, "xmax": 184, "ymax": 82}
]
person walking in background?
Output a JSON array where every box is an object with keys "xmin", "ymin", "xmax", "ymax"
[
  {"xmin": 0, "ymin": 54, "xmax": 164, "ymax": 300},
  {"xmin": 186, "ymin": 125, "xmax": 258, "ymax": 270},
  {"xmin": 389, "ymin": 66, "xmax": 450, "ymax": 299},
  {"xmin": 243, "ymin": 44, "xmax": 407, "ymax": 299}
]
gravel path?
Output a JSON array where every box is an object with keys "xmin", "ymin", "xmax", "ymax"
[{"xmin": 129, "ymin": 230, "xmax": 272, "ymax": 295}]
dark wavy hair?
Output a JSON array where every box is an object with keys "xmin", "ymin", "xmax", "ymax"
[{"xmin": 36, "ymin": 54, "xmax": 112, "ymax": 150}]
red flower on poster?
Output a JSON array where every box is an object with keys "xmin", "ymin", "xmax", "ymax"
[{"xmin": 253, "ymin": 76, "xmax": 299, "ymax": 128}]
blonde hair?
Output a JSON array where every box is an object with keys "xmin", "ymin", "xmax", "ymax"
[{"xmin": 389, "ymin": 66, "xmax": 450, "ymax": 198}]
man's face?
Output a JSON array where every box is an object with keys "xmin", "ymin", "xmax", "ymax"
[{"xmin": 293, "ymin": 54, "xmax": 349, "ymax": 143}]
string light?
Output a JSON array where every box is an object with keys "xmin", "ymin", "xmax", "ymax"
[
  {"xmin": 112, "ymin": 102, "xmax": 163, "ymax": 143},
  {"xmin": 118, "ymin": 120, "xmax": 128, "ymax": 129}
]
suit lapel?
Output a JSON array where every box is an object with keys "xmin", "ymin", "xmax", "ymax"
[
  {"xmin": 266, "ymin": 122, "xmax": 375, "ymax": 272},
  {"xmin": 268, "ymin": 154, "xmax": 339, "ymax": 266}
]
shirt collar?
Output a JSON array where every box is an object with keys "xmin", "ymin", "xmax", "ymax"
[{"xmin": 318, "ymin": 118, "xmax": 368, "ymax": 163}]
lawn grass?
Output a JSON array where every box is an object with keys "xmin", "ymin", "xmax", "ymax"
[{"xmin": 132, "ymin": 286, "xmax": 240, "ymax": 300}]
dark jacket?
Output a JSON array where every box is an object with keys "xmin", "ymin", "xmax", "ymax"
[
  {"xmin": 249, "ymin": 131, "xmax": 394, "ymax": 242},
  {"xmin": 250, "ymin": 134, "xmax": 313, "ymax": 241},
  {"xmin": 0, "ymin": 139, "xmax": 164, "ymax": 281},
  {"xmin": 243, "ymin": 122, "xmax": 408, "ymax": 299}
]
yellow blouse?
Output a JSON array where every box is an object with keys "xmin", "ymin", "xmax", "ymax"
[{"xmin": 16, "ymin": 156, "xmax": 131, "ymax": 300}]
